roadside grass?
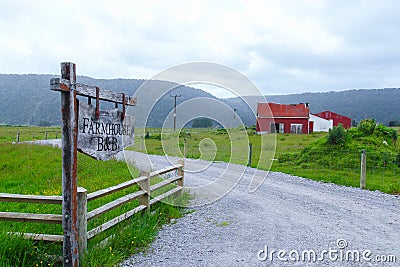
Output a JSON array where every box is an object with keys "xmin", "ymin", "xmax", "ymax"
[
  {"xmin": 0, "ymin": 142, "xmax": 189, "ymax": 266},
  {"xmin": 130, "ymin": 127, "xmax": 400, "ymax": 194},
  {"xmin": 0, "ymin": 125, "xmax": 61, "ymax": 144}
]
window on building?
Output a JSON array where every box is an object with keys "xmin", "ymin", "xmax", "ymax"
[
  {"xmin": 271, "ymin": 123, "xmax": 285, "ymax": 133},
  {"xmin": 290, "ymin": 124, "xmax": 303, "ymax": 134}
]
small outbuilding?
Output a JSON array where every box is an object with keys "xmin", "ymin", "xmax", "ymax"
[
  {"xmin": 314, "ymin": 111, "xmax": 352, "ymax": 129},
  {"xmin": 256, "ymin": 102, "xmax": 351, "ymax": 134},
  {"xmin": 256, "ymin": 102, "xmax": 311, "ymax": 134}
]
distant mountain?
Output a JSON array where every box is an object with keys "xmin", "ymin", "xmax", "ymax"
[
  {"xmin": 0, "ymin": 74, "xmax": 217, "ymax": 127},
  {"xmin": 0, "ymin": 74, "xmax": 399, "ymax": 127}
]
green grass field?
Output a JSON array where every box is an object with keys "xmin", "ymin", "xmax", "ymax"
[
  {"xmin": 130, "ymin": 127, "xmax": 399, "ymax": 194},
  {"xmin": 0, "ymin": 126, "xmax": 189, "ymax": 266},
  {"xmin": 0, "ymin": 126, "xmax": 61, "ymax": 144}
]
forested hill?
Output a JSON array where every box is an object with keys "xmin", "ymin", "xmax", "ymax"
[
  {"xmin": 269, "ymin": 89, "xmax": 400, "ymax": 124},
  {"xmin": 0, "ymin": 74, "xmax": 216, "ymax": 127},
  {"xmin": 0, "ymin": 74, "xmax": 399, "ymax": 126},
  {"xmin": 224, "ymin": 88, "xmax": 400, "ymax": 126}
]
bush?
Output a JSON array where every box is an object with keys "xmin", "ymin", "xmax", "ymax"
[
  {"xmin": 357, "ymin": 119, "xmax": 376, "ymax": 136},
  {"xmin": 375, "ymin": 123, "xmax": 398, "ymax": 145},
  {"xmin": 327, "ymin": 124, "xmax": 348, "ymax": 145},
  {"xmin": 145, "ymin": 133, "xmax": 161, "ymax": 140}
]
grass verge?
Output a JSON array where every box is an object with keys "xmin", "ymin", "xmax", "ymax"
[{"xmin": 0, "ymin": 142, "xmax": 189, "ymax": 266}]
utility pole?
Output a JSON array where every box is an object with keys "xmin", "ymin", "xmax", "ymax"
[
  {"xmin": 233, "ymin": 108, "xmax": 238, "ymax": 127},
  {"xmin": 170, "ymin": 94, "xmax": 181, "ymax": 131}
]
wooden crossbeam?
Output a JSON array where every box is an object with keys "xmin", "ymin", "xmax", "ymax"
[
  {"xmin": 87, "ymin": 190, "xmax": 145, "ymax": 220},
  {"xmin": 0, "ymin": 193, "xmax": 62, "ymax": 204},
  {"xmin": 0, "ymin": 212, "xmax": 62, "ymax": 224},
  {"xmin": 50, "ymin": 78, "xmax": 137, "ymax": 106},
  {"xmin": 9, "ymin": 232, "xmax": 64, "ymax": 243},
  {"xmin": 87, "ymin": 176, "xmax": 148, "ymax": 202}
]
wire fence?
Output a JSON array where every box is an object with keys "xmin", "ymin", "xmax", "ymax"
[
  {"xmin": 159, "ymin": 142, "xmax": 400, "ymax": 194},
  {"xmin": 3, "ymin": 126, "xmax": 399, "ymax": 194},
  {"xmin": 0, "ymin": 127, "xmax": 61, "ymax": 143}
]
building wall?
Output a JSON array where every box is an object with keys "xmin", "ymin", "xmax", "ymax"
[
  {"xmin": 309, "ymin": 114, "xmax": 333, "ymax": 132},
  {"xmin": 315, "ymin": 111, "xmax": 352, "ymax": 129},
  {"xmin": 256, "ymin": 118, "xmax": 309, "ymax": 134}
]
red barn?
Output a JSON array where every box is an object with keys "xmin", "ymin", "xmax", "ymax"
[
  {"xmin": 256, "ymin": 103, "xmax": 311, "ymax": 134},
  {"xmin": 314, "ymin": 111, "xmax": 352, "ymax": 129}
]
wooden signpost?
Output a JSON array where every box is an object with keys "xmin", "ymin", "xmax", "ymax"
[{"xmin": 50, "ymin": 62, "xmax": 136, "ymax": 266}]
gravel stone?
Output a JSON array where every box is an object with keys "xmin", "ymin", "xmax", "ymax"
[{"xmin": 121, "ymin": 151, "xmax": 400, "ymax": 267}]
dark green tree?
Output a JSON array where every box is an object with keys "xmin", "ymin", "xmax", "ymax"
[{"xmin": 192, "ymin": 117, "xmax": 213, "ymax": 128}]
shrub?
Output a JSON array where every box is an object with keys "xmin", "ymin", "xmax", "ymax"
[
  {"xmin": 375, "ymin": 123, "xmax": 398, "ymax": 145},
  {"xmin": 357, "ymin": 119, "xmax": 376, "ymax": 136},
  {"xmin": 327, "ymin": 124, "xmax": 348, "ymax": 145}
]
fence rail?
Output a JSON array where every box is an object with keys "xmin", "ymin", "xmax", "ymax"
[{"xmin": 0, "ymin": 161, "xmax": 184, "ymax": 255}]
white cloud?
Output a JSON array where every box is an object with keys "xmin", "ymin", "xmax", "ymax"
[{"xmin": 0, "ymin": 0, "xmax": 400, "ymax": 95}]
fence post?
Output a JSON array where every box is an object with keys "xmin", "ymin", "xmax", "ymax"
[
  {"xmin": 248, "ymin": 143, "xmax": 253, "ymax": 166},
  {"xmin": 183, "ymin": 138, "xmax": 187, "ymax": 158},
  {"xmin": 360, "ymin": 149, "xmax": 366, "ymax": 189},
  {"xmin": 139, "ymin": 171, "xmax": 150, "ymax": 210},
  {"xmin": 60, "ymin": 62, "xmax": 79, "ymax": 267},
  {"xmin": 177, "ymin": 160, "xmax": 184, "ymax": 196},
  {"xmin": 77, "ymin": 187, "xmax": 88, "ymax": 256},
  {"xmin": 16, "ymin": 132, "xmax": 20, "ymax": 142}
]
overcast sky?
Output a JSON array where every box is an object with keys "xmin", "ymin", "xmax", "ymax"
[{"xmin": 1, "ymin": 0, "xmax": 399, "ymax": 96}]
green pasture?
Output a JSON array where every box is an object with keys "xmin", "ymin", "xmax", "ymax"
[{"xmin": 0, "ymin": 128, "xmax": 188, "ymax": 266}]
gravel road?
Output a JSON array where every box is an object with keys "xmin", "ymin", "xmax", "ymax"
[{"xmin": 121, "ymin": 151, "xmax": 400, "ymax": 267}]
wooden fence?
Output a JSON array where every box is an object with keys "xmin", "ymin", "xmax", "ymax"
[{"xmin": 0, "ymin": 161, "xmax": 184, "ymax": 255}]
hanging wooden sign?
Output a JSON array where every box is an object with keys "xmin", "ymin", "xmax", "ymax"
[
  {"xmin": 51, "ymin": 62, "xmax": 137, "ymax": 266},
  {"xmin": 78, "ymin": 102, "xmax": 135, "ymax": 161}
]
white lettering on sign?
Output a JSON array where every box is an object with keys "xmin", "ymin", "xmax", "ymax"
[{"xmin": 77, "ymin": 102, "xmax": 134, "ymax": 160}]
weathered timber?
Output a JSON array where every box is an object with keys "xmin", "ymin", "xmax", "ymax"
[
  {"xmin": 87, "ymin": 205, "xmax": 146, "ymax": 240},
  {"xmin": 360, "ymin": 149, "xmax": 367, "ymax": 189},
  {"xmin": 0, "ymin": 212, "xmax": 62, "ymax": 224},
  {"xmin": 87, "ymin": 190, "xmax": 145, "ymax": 220},
  {"xmin": 77, "ymin": 101, "xmax": 135, "ymax": 160},
  {"xmin": 87, "ymin": 176, "xmax": 147, "ymax": 202},
  {"xmin": 0, "ymin": 193, "xmax": 62, "ymax": 204},
  {"xmin": 177, "ymin": 160, "xmax": 184, "ymax": 188},
  {"xmin": 77, "ymin": 188, "xmax": 87, "ymax": 256},
  {"xmin": 138, "ymin": 172, "xmax": 150, "ymax": 209},
  {"xmin": 150, "ymin": 175, "xmax": 183, "ymax": 192},
  {"xmin": 150, "ymin": 186, "xmax": 182, "ymax": 205},
  {"xmin": 50, "ymin": 78, "xmax": 137, "ymax": 106},
  {"xmin": 60, "ymin": 62, "xmax": 79, "ymax": 267},
  {"xmin": 10, "ymin": 232, "xmax": 64, "ymax": 243},
  {"xmin": 149, "ymin": 164, "xmax": 182, "ymax": 178}
]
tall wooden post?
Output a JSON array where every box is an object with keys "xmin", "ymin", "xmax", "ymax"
[
  {"xmin": 139, "ymin": 171, "xmax": 150, "ymax": 211},
  {"xmin": 177, "ymin": 160, "xmax": 184, "ymax": 197},
  {"xmin": 360, "ymin": 149, "xmax": 366, "ymax": 189},
  {"xmin": 248, "ymin": 143, "xmax": 253, "ymax": 166},
  {"xmin": 183, "ymin": 138, "xmax": 187, "ymax": 158},
  {"xmin": 60, "ymin": 62, "xmax": 79, "ymax": 267},
  {"xmin": 77, "ymin": 187, "xmax": 88, "ymax": 257}
]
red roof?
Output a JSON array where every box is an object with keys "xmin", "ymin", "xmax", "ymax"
[
  {"xmin": 257, "ymin": 103, "xmax": 309, "ymax": 118},
  {"xmin": 314, "ymin": 111, "xmax": 351, "ymax": 120}
]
